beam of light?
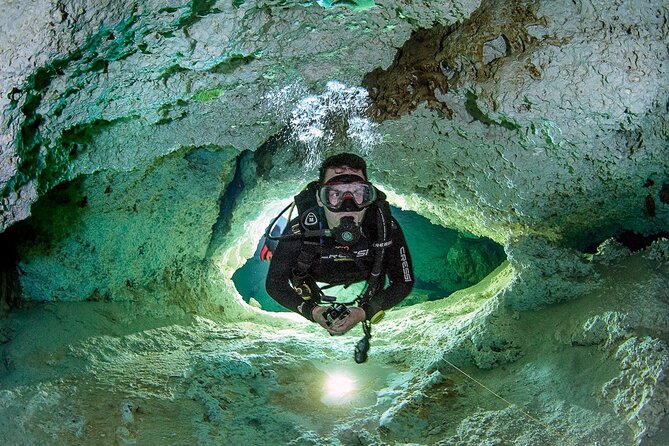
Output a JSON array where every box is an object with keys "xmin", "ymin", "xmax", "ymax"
[{"xmin": 321, "ymin": 372, "xmax": 358, "ymax": 406}]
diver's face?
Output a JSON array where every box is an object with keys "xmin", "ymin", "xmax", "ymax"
[{"xmin": 321, "ymin": 166, "xmax": 366, "ymax": 226}]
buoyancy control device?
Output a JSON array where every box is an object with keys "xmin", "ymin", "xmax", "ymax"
[{"xmin": 261, "ymin": 180, "xmax": 393, "ymax": 363}]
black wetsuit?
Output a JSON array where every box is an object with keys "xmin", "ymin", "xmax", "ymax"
[{"xmin": 265, "ymin": 208, "xmax": 414, "ymax": 321}]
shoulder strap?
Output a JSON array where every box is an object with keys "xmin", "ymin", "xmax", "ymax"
[
  {"xmin": 294, "ymin": 181, "xmax": 319, "ymax": 216},
  {"xmin": 290, "ymin": 181, "xmax": 325, "ymax": 302},
  {"xmin": 359, "ymin": 192, "xmax": 394, "ymax": 304},
  {"xmin": 293, "ymin": 180, "xmax": 328, "ymax": 235}
]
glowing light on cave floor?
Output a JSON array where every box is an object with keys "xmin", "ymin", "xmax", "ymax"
[
  {"xmin": 312, "ymin": 360, "xmax": 403, "ymax": 409},
  {"xmin": 322, "ymin": 371, "xmax": 358, "ymax": 405}
]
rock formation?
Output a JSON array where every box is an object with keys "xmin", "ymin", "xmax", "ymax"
[{"xmin": 1, "ymin": 0, "xmax": 667, "ymax": 444}]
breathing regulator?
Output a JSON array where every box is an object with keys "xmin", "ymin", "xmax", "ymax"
[{"xmin": 331, "ymin": 216, "xmax": 361, "ymax": 245}]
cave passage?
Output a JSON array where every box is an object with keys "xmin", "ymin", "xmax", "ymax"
[
  {"xmin": 1, "ymin": 0, "xmax": 668, "ymax": 444},
  {"xmin": 232, "ymin": 205, "xmax": 506, "ymax": 312}
]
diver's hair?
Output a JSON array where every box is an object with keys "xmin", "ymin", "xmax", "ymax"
[{"xmin": 319, "ymin": 153, "xmax": 367, "ymax": 183}]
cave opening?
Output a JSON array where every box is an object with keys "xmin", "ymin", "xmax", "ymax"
[
  {"xmin": 231, "ymin": 204, "xmax": 506, "ymax": 312},
  {"xmin": 581, "ymin": 229, "xmax": 669, "ymax": 254}
]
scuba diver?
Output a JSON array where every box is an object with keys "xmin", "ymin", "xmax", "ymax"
[{"xmin": 264, "ymin": 153, "xmax": 414, "ymax": 361}]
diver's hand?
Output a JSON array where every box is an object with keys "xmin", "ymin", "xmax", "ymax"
[{"xmin": 327, "ymin": 307, "xmax": 366, "ymax": 336}]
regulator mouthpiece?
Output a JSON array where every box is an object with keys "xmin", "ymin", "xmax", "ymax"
[{"xmin": 332, "ymin": 216, "xmax": 361, "ymax": 245}]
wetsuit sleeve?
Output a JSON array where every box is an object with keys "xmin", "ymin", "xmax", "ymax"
[
  {"xmin": 360, "ymin": 219, "xmax": 414, "ymax": 320},
  {"xmin": 265, "ymin": 235, "xmax": 317, "ymax": 321}
]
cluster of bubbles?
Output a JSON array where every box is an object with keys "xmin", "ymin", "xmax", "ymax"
[{"xmin": 264, "ymin": 81, "xmax": 382, "ymax": 167}]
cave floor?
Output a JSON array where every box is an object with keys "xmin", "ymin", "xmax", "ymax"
[
  {"xmin": 0, "ymin": 301, "xmax": 422, "ymax": 445},
  {"xmin": 0, "ymin": 297, "xmax": 655, "ymax": 446},
  {"xmin": 1, "ymin": 250, "xmax": 668, "ymax": 446}
]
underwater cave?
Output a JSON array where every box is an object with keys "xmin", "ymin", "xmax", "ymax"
[{"xmin": 1, "ymin": 1, "xmax": 669, "ymax": 445}]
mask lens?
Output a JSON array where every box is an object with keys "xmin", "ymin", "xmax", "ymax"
[{"xmin": 320, "ymin": 182, "xmax": 376, "ymax": 211}]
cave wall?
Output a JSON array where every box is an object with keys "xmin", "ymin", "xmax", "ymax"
[
  {"xmin": 0, "ymin": 2, "xmax": 668, "ymax": 444},
  {"xmin": 364, "ymin": 0, "xmax": 669, "ymax": 245},
  {"xmin": 7, "ymin": 146, "xmax": 237, "ymax": 313}
]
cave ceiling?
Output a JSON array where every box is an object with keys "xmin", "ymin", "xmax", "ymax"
[{"xmin": 0, "ymin": 0, "xmax": 668, "ymax": 254}]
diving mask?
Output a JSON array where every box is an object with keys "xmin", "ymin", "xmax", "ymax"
[{"xmin": 319, "ymin": 175, "xmax": 377, "ymax": 212}]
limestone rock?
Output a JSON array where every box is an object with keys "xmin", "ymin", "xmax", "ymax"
[{"xmin": 602, "ymin": 337, "xmax": 669, "ymax": 442}]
